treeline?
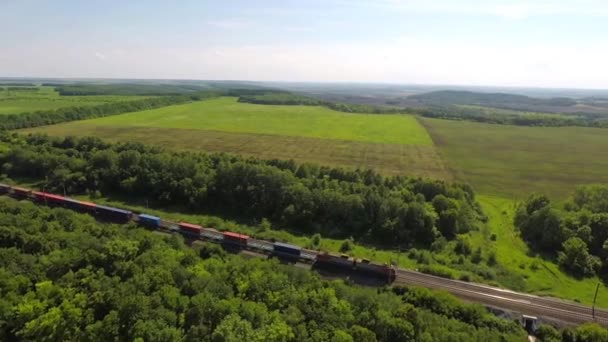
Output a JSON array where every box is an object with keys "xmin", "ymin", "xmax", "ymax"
[
  {"xmin": 52, "ymin": 83, "xmax": 214, "ymax": 96},
  {"xmin": 410, "ymin": 90, "xmax": 578, "ymax": 108},
  {"xmin": 418, "ymin": 106, "xmax": 608, "ymax": 128},
  {"xmin": 3, "ymin": 87, "xmax": 39, "ymax": 91},
  {"xmin": 238, "ymin": 93, "xmax": 415, "ymax": 114},
  {"xmin": 515, "ymin": 185, "xmax": 608, "ymax": 278},
  {"xmin": 0, "ymin": 82, "xmax": 36, "ymax": 86},
  {"xmin": 0, "ymin": 133, "xmax": 484, "ymax": 248},
  {"xmin": 0, "ymin": 198, "xmax": 531, "ymax": 341},
  {"xmin": 237, "ymin": 92, "xmax": 608, "ymax": 128},
  {"xmin": 0, "ymin": 91, "xmax": 220, "ymax": 130}
]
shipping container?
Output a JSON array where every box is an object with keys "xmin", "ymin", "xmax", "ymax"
[
  {"xmin": 223, "ymin": 231, "xmax": 249, "ymax": 246},
  {"xmin": 138, "ymin": 214, "xmax": 161, "ymax": 228},
  {"xmin": 178, "ymin": 222, "xmax": 202, "ymax": 235},
  {"xmin": 12, "ymin": 187, "xmax": 30, "ymax": 197},
  {"xmin": 33, "ymin": 191, "xmax": 65, "ymax": 205},
  {"xmin": 0, "ymin": 183, "xmax": 10, "ymax": 194},
  {"xmin": 64, "ymin": 198, "xmax": 96, "ymax": 212},
  {"xmin": 95, "ymin": 204, "xmax": 132, "ymax": 222},
  {"xmin": 315, "ymin": 253, "xmax": 355, "ymax": 269},
  {"xmin": 273, "ymin": 242, "xmax": 302, "ymax": 257}
]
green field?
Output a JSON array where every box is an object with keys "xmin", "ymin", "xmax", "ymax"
[
  {"xmin": 421, "ymin": 117, "xmax": 608, "ymax": 199},
  {"xmin": 472, "ymin": 196, "xmax": 608, "ymax": 306},
  {"xmin": 23, "ymin": 97, "xmax": 450, "ymax": 179},
  {"xmin": 0, "ymin": 86, "xmax": 149, "ymax": 115},
  {"xmin": 66, "ymin": 97, "xmax": 432, "ymax": 145}
]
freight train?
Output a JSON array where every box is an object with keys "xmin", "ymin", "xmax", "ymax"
[{"xmin": 0, "ymin": 183, "xmax": 397, "ymax": 282}]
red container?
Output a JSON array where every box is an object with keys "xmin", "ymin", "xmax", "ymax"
[
  {"xmin": 178, "ymin": 222, "xmax": 202, "ymax": 235},
  {"xmin": 223, "ymin": 231, "xmax": 249, "ymax": 245}
]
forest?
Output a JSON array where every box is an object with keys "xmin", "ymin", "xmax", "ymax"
[
  {"xmin": 0, "ymin": 133, "xmax": 483, "ymax": 249},
  {"xmin": 3, "ymin": 179, "xmax": 608, "ymax": 340},
  {"xmin": 239, "ymin": 92, "xmax": 608, "ymax": 128},
  {"xmin": 515, "ymin": 185, "xmax": 608, "ymax": 278},
  {"xmin": 409, "ymin": 90, "xmax": 578, "ymax": 108},
  {"xmin": 237, "ymin": 93, "xmax": 412, "ymax": 114},
  {"xmin": 417, "ymin": 106, "xmax": 608, "ymax": 128},
  {"xmin": 0, "ymin": 197, "xmax": 536, "ymax": 341}
]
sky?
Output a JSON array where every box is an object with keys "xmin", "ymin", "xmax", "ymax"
[{"xmin": 1, "ymin": 0, "xmax": 608, "ymax": 88}]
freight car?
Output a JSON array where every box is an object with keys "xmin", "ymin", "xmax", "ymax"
[
  {"xmin": 1, "ymin": 184, "xmax": 399, "ymax": 284},
  {"xmin": 32, "ymin": 191, "xmax": 66, "ymax": 206},
  {"xmin": 201, "ymin": 227, "xmax": 224, "ymax": 241},
  {"xmin": 12, "ymin": 187, "xmax": 31, "ymax": 198},
  {"xmin": 0, "ymin": 183, "xmax": 10, "ymax": 194},
  {"xmin": 223, "ymin": 231, "xmax": 249, "ymax": 247},
  {"xmin": 273, "ymin": 242, "xmax": 302, "ymax": 260},
  {"xmin": 178, "ymin": 222, "xmax": 202, "ymax": 236},
  {"xmin": 64, "ymin": 198, "xmax": 96, "ymax": 213},
  {"xmin": 95, "ymin": 205, "xmax": 132, "ymax": 223},
  {"xmin": 138, "ymin": 214, "xmax": 161, "ymax": 228}
]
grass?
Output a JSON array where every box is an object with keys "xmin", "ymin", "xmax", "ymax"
[
  {"xmin": 56, "ymin": 97, "xmax": 433, "ymax": 145},
  {"xmin": 16, "ymin": 95, "xmax": 608, "ymax": 306},
  {"xmin": 21, "ymin": 125, "xmax": 450, "ymax": 179},
  {"xmin": 22, "ymin": 97, "xmax": 450, "ymax": 179},
  {"xmin": 474, "ymin": 195, "xmax": 608, "ymax": 307},
  {"xmin": 0, "ymin": 86, "xmax": 149, "ymax": 115},
  {"xmin": 421, "ymin": 117, "xmax": 608, "ymax": 199}
]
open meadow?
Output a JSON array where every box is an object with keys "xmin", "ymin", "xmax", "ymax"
[
  {"xmin": 66, "ymin": 97, "xmax": 433, "ymax": 144},
  {"xmin": 0, "ymin": 86, "xmax": 149, "ymax": 115},
  {"xmin": 421, "ymin": 117, "xmax": 608, "ymax": 199},
  {"xmin": 22, "ymin": 97, "xmax": 452, "ymax": 179}
]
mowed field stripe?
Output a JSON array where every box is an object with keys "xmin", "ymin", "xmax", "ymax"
[{"xmin": 21, "ymin": 124, "xmax": 453, "ymax": 180}]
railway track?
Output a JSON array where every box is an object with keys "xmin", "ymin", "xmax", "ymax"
[{"xmin": 395, "ymin": 269, "xmax": 608, "ymax": 325}]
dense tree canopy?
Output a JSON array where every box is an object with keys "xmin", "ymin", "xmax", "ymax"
[
  {"xmin": 0, "ymin": 197, "xmax": 530, "ymax": 341},
  {"xmin": 514, "ymin": 185, "xmax": 608, "ymax": 278},
  {"xmin": 0, "ymin": 133, "xmax": 484, "ymax": 249}
]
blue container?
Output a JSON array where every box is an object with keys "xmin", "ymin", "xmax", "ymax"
[
  {"xmin": 273, "ymin": 242, "xmax": 302, "ymax": 256},
  {"xmin": 138, "ymin": 214, "xmax": 161, "ymax": 228},
  {"xmin": 0, "ymin": 183, "xmax": 10, "ymax": 194}
]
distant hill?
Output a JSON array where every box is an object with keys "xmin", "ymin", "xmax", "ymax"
[{"xmin": 409, "ymin": 90, "xmax": 577, "ymax": 107}]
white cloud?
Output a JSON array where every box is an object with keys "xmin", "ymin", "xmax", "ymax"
[
  {"xmin": 344, "ymin": 0, "xmax": 608, "ymax": 19},
  {"xmin": 3, "ymin": 37, "xmax": 608, "ymax": 89},
  {"xmin": 206, "ymin": 19, "xmax": 250, "ymax": 29},
  {"xmin": 285, "ymin": 26, "xmax": 316, "ymax": 32},
  {"xmin": 94, "ymin": 52, "xmax": 106, "ymax": 60}
]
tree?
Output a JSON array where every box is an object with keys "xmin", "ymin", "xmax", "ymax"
[
  {"xmin": 350, "ymin": 325, "xmax": 377, "ymax": 342},
  {"xmin": 535, "ymin": 324, "xmax": 561, "ymax": 342},
  {"xmin": 211, "ymin": 314, "xmax": 255, "ymax": 342},
  {"xmin": 340, "ymin": 239, "xmax": 353, "ymax": 253},
  {"xmin": 558, "ymin": 237, "xmax": 600, "ymax": 277}
]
